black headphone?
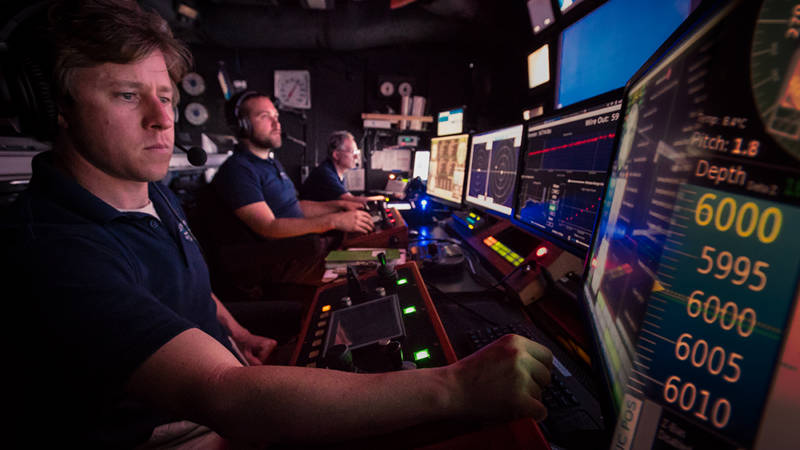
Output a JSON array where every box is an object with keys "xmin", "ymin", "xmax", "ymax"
[
  {"xmin": 0, "ymin": 2, "xmax": 58, "ymax": 140},
  {"xmin": 227, "ymin": 90, "xmax": 264, "ymax": 138}
]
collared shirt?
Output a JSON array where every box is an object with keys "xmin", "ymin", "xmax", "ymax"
[
  {"xmin": 300, "ymin": 158, "xmax": 348, "ymax": 202},
  {"xmin": 212, "ymin": 144, "xmax": 304, "ymax": 218},
  {"xmin": 1, "ymin": 151, "xmax": 234, "ymax": 447}
]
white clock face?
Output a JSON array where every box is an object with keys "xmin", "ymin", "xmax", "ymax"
[{"xmin": 274, "ymin": 70, "xmax": 311, "ymax": 109}]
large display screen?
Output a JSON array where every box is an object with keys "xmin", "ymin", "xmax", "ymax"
[
  {"xmin": 582, "ymin": 0, "xmax": 800, "ymax": 448},
  {"xmin": 515, "ymin": 95, "xmax": 622, "ymax": 251},
  {"xmin": 426, "ymin": 134, "xmax": 469, "ymax": 206},
  {"xmin": 557, "ymin": 0, "xmax": 693, "ymax": 108},
  {"xmin": 465, "ymin": 125, "xmax": 524, "ymax": 217}
]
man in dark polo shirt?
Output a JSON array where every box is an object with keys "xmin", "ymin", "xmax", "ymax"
[
  {"xmin": 203, "ymin": 93, "xmax": 376, "ymax": 298},
  {"xmin": 300, "ymin": 130, "xmax": 383, "ymax": 203},
  {"xmin": 3, "ymin": 1, "xmax": 553, "ymax": 448}
]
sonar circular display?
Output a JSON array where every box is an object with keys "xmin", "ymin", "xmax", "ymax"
[{"xmin": 488, "ymin": 138, "xmax": 518, "ymax": 205}]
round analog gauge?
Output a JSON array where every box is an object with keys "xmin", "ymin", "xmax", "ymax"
[
  {"xmin": 274, "ymin": 70, "xmax": 311, "ymax": 109},
  {"xmin": 397, "ymin": 81, "xmax": 413, "ymax": 97},
  {"xmin": 181, "ymin": 72, "xmax": 206, "ymax": 96},
  {"xmin": 184, "ymin": 102, "xmax": 209, "ymax": 126},
  {"xmin": 750, "ymin": 0, "xmax": 800, "ymax": 159},
  {"xmin": 379, "ymin": 80, "xmax": 395, "ymax": 97}
]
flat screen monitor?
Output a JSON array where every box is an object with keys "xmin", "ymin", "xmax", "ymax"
[
  {"xmin": 465, "ymin": 124, "xmax": 523, "ymax": 217},
  {"xmin": 581, "ymin": 1, "xmax": 800, "ymax": 448},
  {"xmin": 556, "ymin": 0, "xmax": 693, "ymax": 108},
  {"xmin": 412, "ymin": 150, "xmax": 430, "ymax": 181},
  {"xmin": 558, "ymin": 0, "xmax": 584, "ymax": 13},
  {"xmin": 515, "ymin": 92, "xmax": 622, "ymax": 252},
  {"xmin": 527, "ymin": 44, "xmax": 550, "ymax": 90},
  {"xmin": 426, "ymin": 134, "xmax": 469, "ymax": 207},
  {"xmin": 527, "ymin": 0, "xmax": 555, "ymax": 34},
  {"xmin": 437, "ymin": 107, "xmax": 465, "ymax": 136}
]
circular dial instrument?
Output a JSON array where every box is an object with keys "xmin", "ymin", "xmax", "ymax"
[
  {"xmin": 397, "ymin": 81, "xmax": 413, "ymax": 97},
  {"xmin": 184, "ymin": 102, "xmax": 209, "ymax": 126},
  {"xmin": 379, "ymin": 80, "xmax": 395, "ymax": 97},
  {"xmin": 750, "ymin": 0, "xmax": 800, "ymax": 159},
  {"xmin": 274, "ymin": 70, "xmax": 311, "ymax": 109},
  {"xmin": 181, "ymin": 72, "xmax": 206, "ymax": 96}
]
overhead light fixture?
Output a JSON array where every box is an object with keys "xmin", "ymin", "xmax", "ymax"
[{"xmin": 300, "ymin": 0, "xmax": 335, "ymax": 10}]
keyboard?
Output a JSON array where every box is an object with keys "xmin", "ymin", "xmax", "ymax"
[{"xmin": 465, "ymin": 321, "xmax": 606, "ymax": 446}]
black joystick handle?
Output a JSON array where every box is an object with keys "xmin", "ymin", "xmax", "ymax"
[
  {"xmin": 324, "ymin": 344, "xmax": 356, "ymax": 372},
  {"xmin": 346, "ymin": 265, "xmax": 367, "ymax": 303},
  {"xmin": 376, "ymin": 252, "xmax": 398, "ymax": 294},
  {"xmin": 381, "ymin": 340, "xmax": 404, "ymax": 371}
]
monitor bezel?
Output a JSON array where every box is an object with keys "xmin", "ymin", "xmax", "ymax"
[
  {"xmin": 425, "ymin": 133, "xmax": 472, "ymax": 209},
  {"xmin": 512, "ymin": 87, "xmax": 625, "ymax": 259},
  {"xmin": 573, "ymin": 0, "xmax": 741, "ymax": 443},
  {"xmin": 463, "ymin": 123, "xmax": 526, "ymax": 219}
]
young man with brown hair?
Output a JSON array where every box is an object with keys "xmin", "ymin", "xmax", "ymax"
[{"xmin": 2, "ymin": 1, "xmax": 553, "ymax": 447}]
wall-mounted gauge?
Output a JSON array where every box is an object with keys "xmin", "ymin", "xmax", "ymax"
[
  {"xmin": 398, "ymin": 81, "xmax": 413, "ymax": 97},
  {"xmin": 184, "ymin": 102, "xmax": 209, "ymax": 126},
  {"xmin": 380, "ymin": 80, "xmax": 395, "ymax": 97},
  {"xmin": 274, "ymin": 70, "xmax": 311, "ymax": 109},
  {"xmin": 181, "ymin": 72, "xmax": 206, "ymax": 96},
  {"xmin": 750, "ymin": 0, "xmax": 800, "ymax": 159}
]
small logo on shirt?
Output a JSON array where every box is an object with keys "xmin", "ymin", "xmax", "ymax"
[
  {"xmin": 177, "ymin": 221, "xmax": 194, "ymax": 242},
  {"xmin": 279, "ymin": 171, "xmax": 289, "ymax": 180}
]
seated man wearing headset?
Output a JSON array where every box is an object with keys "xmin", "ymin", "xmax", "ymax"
[{"xmin": 199, "ymin": 91, "xmax": 374, "ymax": 301}]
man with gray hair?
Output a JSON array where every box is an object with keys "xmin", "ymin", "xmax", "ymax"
[{"xmin": 301, "ymin": 130, "xmax": 383, "ymax": 203}]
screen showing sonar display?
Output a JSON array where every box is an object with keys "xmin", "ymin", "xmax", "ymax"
[
  {"xmin": 582, "ymin": 1, "xmax": 800, "ymax": 449},
  {"xmin": 465, "ymin": 124, "xmax": 524, "ymax": 216},
  {"xmin": 516, "ymin": 95, "xmax": 622, "ymax": 250}
]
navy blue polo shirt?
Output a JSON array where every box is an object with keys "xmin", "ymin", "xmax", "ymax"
[
  {"xmin": 300, "ymin": 158, "xmax": 348, "ymax": 201},
  {"xmin": 212, "ymin": 145, "xmax": 304, "ymax": 218},
  {"xmin": 1, "ymin": 151, "xmax": 234, "ymax": 448}
]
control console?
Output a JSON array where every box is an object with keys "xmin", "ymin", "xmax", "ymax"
[
  {"xmin": 341, "ymin": 203, "xmax": 409, "ymax": 249},
  {"xmin": 290, "ymin": 261, "xmax": 456, "ymax": 370}
]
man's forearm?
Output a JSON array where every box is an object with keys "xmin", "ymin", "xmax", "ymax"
[
  {"xmin": 205, "ymin": 365, "xmax": 456, "ymax": 445},
  {"xmin": 251, "ymin": 216, "xmax": 334, "ymax": 238},
  {"xmin": 299, "ymin": 199, "xmax": 345, "ymax": 217}
]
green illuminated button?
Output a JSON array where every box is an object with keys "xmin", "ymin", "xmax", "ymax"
[
  {"xmin": 397, "ymin": 278, "xmax": 408, "ymax": 285},
  {"xmin": 414, "ymin": 349, "xmax": 431, "ymax": 361},
  {"xmin": 403, "ymin": 306, "xmax": 417, "ymax": 315}
]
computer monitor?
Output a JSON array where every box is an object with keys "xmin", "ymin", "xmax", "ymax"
[
  {"xmin": 412, "ymin": 150, "xmax": 430, "ymax": 182},
  {"xmin": 527, "ymin": 44, "xmax": 550, "ymax": 90},
  {"xmin": 515, "ymin": 90, "xmax": 622, "ymax": 253},
  {"xmin": 526, "ymin": 0, "xmax": 555, "ymax": 35},
  {"xmin": 556, "ymin": 0, "xmax": 693, "ymax": 108},
  {"xmin": 464, "ymin": 124, "xmax": 524, "ymax": 217},
  {"xmin": 437, "ymin": 107, "xmax": 465, "ymax": 137},
  {"xmin": 581, "ymin": 1, "xmax": 800, "ymax": 448},
  {"xmin": 426, "ymin": 134, "xmax": 469, "ymax": 207}
]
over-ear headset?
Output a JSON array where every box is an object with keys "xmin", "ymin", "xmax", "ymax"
[
  {"xmin": 0, "ymin": 2, "xmax": 58, "ymax": 140},
  {"xmin": 226, "ymin": 90, "xmax": 264, "ymax": 138}
]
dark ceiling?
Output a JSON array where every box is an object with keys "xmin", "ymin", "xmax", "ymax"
[{"xmin": 139, "ymin": 0, "xmax": 531, "ymax": 51}]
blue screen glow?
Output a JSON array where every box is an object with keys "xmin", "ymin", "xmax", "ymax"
[{"xmin": 557, "ymin": 0, "xmax": 692, "ymax": 108}]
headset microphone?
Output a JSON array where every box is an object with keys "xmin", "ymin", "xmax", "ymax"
[{"xmin": 175, "ymin": 143, "xmax": 207, "ymax": 166}]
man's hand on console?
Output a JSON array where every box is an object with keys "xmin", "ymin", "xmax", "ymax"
[
  {"xmin": 445, "ymin": 334, "xmax": 553, "ymax": 422},
  {"xmin": 331, "ymin": 209, "xmax": 375, "ymax": 234},
  {"xmin": 232, "ymin": 330, "xmax": 278, "ymax": 366}
]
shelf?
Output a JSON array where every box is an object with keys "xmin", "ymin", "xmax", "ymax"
[{"xmin": 361, "ymin": 113, "xmax": 434, "ymax": 123}]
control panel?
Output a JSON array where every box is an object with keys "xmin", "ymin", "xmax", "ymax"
[
  {"xmin": 341, "ymin": 205, "xmax": 409, "ymax": 249},
  {"xmin": 290, "ymin": 261, "xmax": 456, "ymax": 371}
]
